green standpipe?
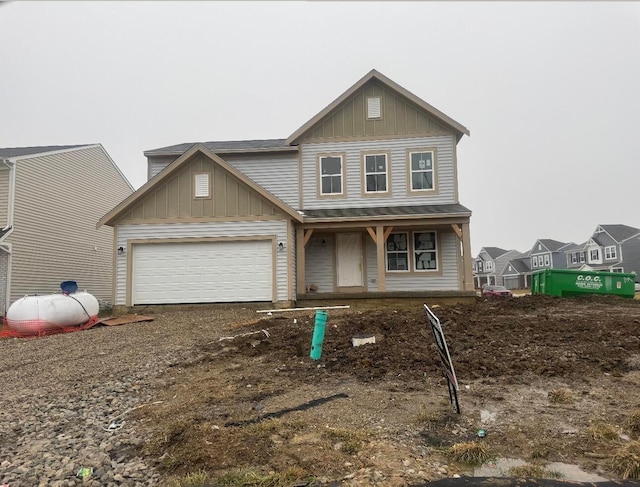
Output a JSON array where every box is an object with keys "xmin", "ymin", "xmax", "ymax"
[{"xmin": 310, "ymin": 310, "xmax": 328, "ymax": 360}]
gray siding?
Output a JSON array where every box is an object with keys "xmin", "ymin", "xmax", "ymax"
[
  {"xmin": 5, "ymin": 146, "xmax": 133, "ymax": 306},
  {"xmin": 621, "ymin": 237, "xmax": 640, "ymax": 276},
  {"xmin": 115, "ymin": 220, "xmax": 289, "ymax": 305},
  {"xmin": 304, "ymin": 235, "xmax": 335, "ymax": 293},
  {"xmin": 148, "ymin": 155, "xmax": 177, "ymax": 180},
  {"xmin": 0, "ymin": 167, "xmax": 9, "ymax": 225},
  {"xmin": 301, "ymin": 135, "xmax": 456, "ymax": 209},
  {"xmin": 364, "ymin": 238, "xmax": 379, "ymax": 291},
  {"xmin": 224, "ymin": 153, "xmax": 299, "ymax": 209}
]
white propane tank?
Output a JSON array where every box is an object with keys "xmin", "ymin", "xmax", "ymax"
[{"xmin": 5, "ymin": 292, "xmax": 99, "ymax": 334}]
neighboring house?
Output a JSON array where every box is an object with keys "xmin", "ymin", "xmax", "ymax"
[
  {"xmin": 565, "ymin": 224, "xmax": 640, "ymax": 275},
  {"xmin": 501, "ymin": 254, "xmax": 531, "ymax": 290},
  {"xmin": 472, "ymin": 247, "xmax": 522, "ymax": 288},
  {"xmin": 0, "ymin": 145, "xmax": 134, "ymax": 312},
  {"xmin": 528, "ymin": 239, "xmax": 572, "ymax": 272},
  {"xmin": 98, "ymin": 69, "xmax": 474, "ymax": 307}
]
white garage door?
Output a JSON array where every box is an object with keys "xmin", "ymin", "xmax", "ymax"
[{"xmin": 132, "ymin": 240, "xmax": 273, "ymax": 304}]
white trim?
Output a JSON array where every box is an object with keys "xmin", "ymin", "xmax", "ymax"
[
  {"xmin": 319, "ymin": 155, "xmax": 344, "ymax": 196},
  {"xmin": 409, "ymin": 150, "xmax": 435, "ymax": 192},
  {"xmin": 363, "ymin": 153, "xmax": 388, "ymax": 194}
]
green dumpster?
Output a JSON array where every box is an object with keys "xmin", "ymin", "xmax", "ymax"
[{"xmin": 531, "ymin": 269, "xmax": 636, "ymax": 298}]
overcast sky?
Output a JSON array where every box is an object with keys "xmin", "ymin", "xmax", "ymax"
[{"xmin": 1, "ymin": 1, "xmax": 639, "ymax": 256}]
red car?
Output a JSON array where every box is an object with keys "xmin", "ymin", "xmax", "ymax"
[{"xmin": 482, "ymin": 285, "xmax": 513, "ymax": 298}]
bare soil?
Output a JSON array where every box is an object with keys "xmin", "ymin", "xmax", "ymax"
[{"xmin": 127, "ymin": 294, "xmax": 640, "ymax": 485}]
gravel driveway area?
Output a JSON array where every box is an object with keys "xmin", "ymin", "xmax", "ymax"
[{"xmin": 0, "ymin": 304, "xmax": 261, "ymax": 487}]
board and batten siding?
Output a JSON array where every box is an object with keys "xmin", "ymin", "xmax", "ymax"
[
  {"xmin": 5, "ymin": 146, "xmax": 133, "ymax": 306},
  {"xmin": 147, "ymin": 153, "xmax": 300, "ymax": 210},
  {"xmin": 301, "ymin": 135, "xmax": 456, "ymax": 209},
  {"xmin": 115, "ymin": 220, "xmax": 289, "ymax": 305},
  {"xmin": 0, "ymin": 167, "xmax": 10, "ymax": 225}
]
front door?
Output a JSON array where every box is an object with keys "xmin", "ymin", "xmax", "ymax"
[{"xmin": 336, "ymin": 233, "xmax": 363, "ymax": 288}]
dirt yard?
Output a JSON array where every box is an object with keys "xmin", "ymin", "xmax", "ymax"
[
  {"xmin": 4, "ymin": 294, "xmax": 640, "ymax": 486},
  {"xmin": 129, "ymin": 294, "xmax": 640, "ymax": 486}
]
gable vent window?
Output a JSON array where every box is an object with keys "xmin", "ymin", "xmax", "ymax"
[
  {"xmin": 194, "ymin": 173, "xmax": 211, "ymax": 198},
  {"xmin": 367, "ymin": 97, "xmax": 381, "ymax": 119}
]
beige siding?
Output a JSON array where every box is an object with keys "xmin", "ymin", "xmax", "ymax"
[
  {"xmin": 0, "ymin": 251, "xmax": 8, "ymax": 313},
  {"xmin": 304, "ymin": 235, "xmax": 335, "ymax": 293},
  {"xmin": 119, "ymin": 154, "xmax": 282, "ymax": 223},
  {"xmin": 298, "ymin": 79, "xmax": 451, "ymax": 143},
  {"xmin": 0, "ymin": 167, "xmax": 9, "ymax": 225},
  {"xmin": 5, "ymin": 146, "xmax": 133, "ymax": 306}
]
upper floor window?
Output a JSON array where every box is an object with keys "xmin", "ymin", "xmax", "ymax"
[
  {"xmin": 194, "ymin": 173, "xmax": 211, "ymax": 198},
  {"xmin": 485, "ymin": 261, "xmax": 494, "ymax": 271},
  {"xmin": 408, "ymin": 150, "xmax": 435, "ymax": 192},
  {"xmin": 605, "ymin": 246, "xmax": 617, "ymax": 260},
  {"xmin": 364, "ymin": 153, "xmax": 388, "ymax": 194},
  {"xmin": 532, "ymin": 256, "xmax": 538, "ymax": 268},
  {"xmin": 414, "ymin": 232, "xmax": 438, "ymax": 271},
  {"xmin": 319, "ymin": 155, "xmax": 344, "ymax": 196},
  {"xmin": 543, "ymin": 254, "xmax": 550, "ymax": 266},
  {"xmin": 589, "ymin": 249, "xmax": 600, "ymax": 262}
]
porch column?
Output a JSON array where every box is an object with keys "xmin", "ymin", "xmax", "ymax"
[
  {"xmin": 461, "ymin": 222, "xmax": 474, "ymax": 291},
  {"xmin": 296, "ymin": 228, "xmax": 306, "ymax": 296},
  {"xmin": 376, "ymin": 225, "xmax": 386, "ymax": 292}
]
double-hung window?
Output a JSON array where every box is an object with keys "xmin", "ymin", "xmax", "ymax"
[
  {"xmin": 364, "ymin": 153, "xmax": 388, "ymax": 194},
  {"xmin": 386, "ymin": 233, "xmax": 409, "ymax": 271},
  {"xmin": 319, "ymin": 155, "xmax": 344, "ymax": 196},
  {"xmin": 605, "ymin": 246, "xmax": 617, "ymax": 260},
  {"xmin": 409, "ymin": 150, "xmax": 435, "ymax": 191},
  {"xmin": 543, "ymin": 254, "xmax": 550, "ymax": 266}
]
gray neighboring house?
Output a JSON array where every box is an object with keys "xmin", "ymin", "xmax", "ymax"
[
  {"xmin": 0, "ymin": 145, "xmax": 134, "ymax": 312},
  {"xmin": 473, "ymin": 247, "xmax": 522, "ymax": 288},
  {"xmin": 528, "ymin": 239, "xmax": 573, "ymax": 272},
  {"xmin": 501, "ymin": 253, "xmax": 531, "ymax": 290},
  {"xmin": 99, "ymin": 69, "xmax": 475, "ymax": 307},
  {"xmin": 565, "ymin": 224, "xmax": 640, "ymax": 276}
]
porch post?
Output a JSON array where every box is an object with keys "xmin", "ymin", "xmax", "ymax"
[
  {"xmin": 296, "ymin": 228, "xmax": 306, "ymax": 296},
  {"xmin": 376, "ymin": 225, "xmax": 386, "ymax": 292},
  {"xmin": 461, "ymin": 222, "xmax": 474, "ymax": 291}
]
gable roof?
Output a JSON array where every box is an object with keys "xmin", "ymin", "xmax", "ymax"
[
  {"xmin": 0, "ymin": 145, "xmax": 91, "ymax": 159},
  {"xmin": 98, "ymin": 144, "xmax": 302, "ymax": 227},
  {"xmin": 535, "ymin": 239, "xmax": 569, "ymax": 252},
  {"xmin": 503, "ymin": 257, "xmax": 531, "ymax": 275},
  {"xmin": 144, "ymin": 139, "xmax": 295, "ymax": 157},
  {"xmin": 286, "ymin": 69, "xmax": 469, "ymax": 145},
  {"xmin": 596, "ymin": 224, "xmax": 640, "ymax": 243},
  {"xmin": 481, "ymin": 247, "xmax": 509, "ymax": 259}
]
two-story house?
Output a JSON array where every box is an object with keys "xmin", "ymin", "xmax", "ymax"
[
  {"xmin": 565, "ymin": 224, "xmax": 640, "ymax": 275},
  {"xmin": 472, "ymin": 247, "xmax": 522, "ymax": 288},
  {"xmin": 0, "ymin": 145, "xmax": 133, "ymax": 312},
  {"xmin": 528, "ymin": 239, "xmax": 572, "ymax": 272},
  {"xmin": 500, "ymin": 254, "xmax": 532, "ymax": 290},
  {"xmin": 98, "ymin": 69, "xmax": 474, "ymax": 307}
]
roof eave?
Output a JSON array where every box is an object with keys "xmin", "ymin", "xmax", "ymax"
[
  {"xmin": 143, "ymin": 146, "xmax": 298, "ymax": 158},
  {"xmin": 302, "ymin": 211, "xmax": 471, "ymax": 224}
]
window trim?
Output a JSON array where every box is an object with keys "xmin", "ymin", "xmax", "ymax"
[
  {"xmin": 413, "ymin": 231, "xmax": 439, "ymax": 272},
  {"xmin": 485, "ymin": 261, "xmax": 494, "ymax": 271},
  {"xmin": 406, "ymin": 148, "xmax": 438, "ymax": 194},
  {"xmin": 543, "ymin": 254, "xmax": 550, "ymax": 267},
  {"xmin": 604, "ymin": 245, "xmax": 617, "ymax": 260},
  {"xmin": 361, "ymin": 150, "xmax": 391, "ymax": 197},
  {"xmin": 385, "ymin": 232, "xmax": 410, "ymax": 273},
  {"xmin": 317, "ymin": 153, "xmax": 347, "ymax": 199},
  {"xmin": 193, "ymin": 172, "xmax": 212, "ymax": 199},
  {"xmin": 385, "ymin": 230, "xmax": 441, "ymax": 274}
]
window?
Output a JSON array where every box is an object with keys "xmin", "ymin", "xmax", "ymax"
[
  {"xmin": 414, "ymin": 231, "xmax": 438, "ymax": 271},
  {"xmin": 386, "ymin": 233, "xmax": 409, "ymax": 271},
  {"xmin": 409, "ymin": 151, "xmax": 434, "ymax": 191},
  {"xmin": 589, "ymin": 249, "xmax": 600, "ymax": 261},
  {"xmin": 570, "ymin": 253, "xmax": 578, "ymax": 264},
  {"xmin": 319, "ymin": 155, "xmax": 343, "ymax": 195},
  {"xmin": 605, "ymin": 246, "xmax": 617, "ymax": 260},
  {"xmin": 579, "ymin": 251, "xmax": 585, "ymax": 263},
  {"xmin": 485, "ymin": 261, "xmax": 494, "ymax": 271},
  {"xmin": 194, "ymin": 173, "xmax": 210, "ymax": 198},
  {"xmin": 611, "ymin": 267, "xmax": 623, "ymax": 273},
  {"xmin": 367, "ymin": 97, "xmax": 381, "ymax": 119},
  {"xmin": 543, "ymin": 254, "xmax": 550, "ymax": 266},
  {"xmin": 364, "ymin": 154, "xmax": 388, "ymax": 193}
]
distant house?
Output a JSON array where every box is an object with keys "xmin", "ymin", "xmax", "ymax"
[
  {"xmin": 473, "ymin": 247, "xmax": 522, "ymax": 288},
  {"xmin": 528, "ymin": 239, "xmax": 573, "ymax": 272},
  {"xmin": 0, "ymin": 145, "xmax": 133, "ymax": 312},
  {"xmin": 99, "ymin": 69, "xmax": 475, "ymax": 307},
  {"xmin": 565, "ymin": 224, "xmax": 640, "ymax": 276},
  {"xmin": 501, "ymin": 254, "xmax": 531, "ymax": 290}
]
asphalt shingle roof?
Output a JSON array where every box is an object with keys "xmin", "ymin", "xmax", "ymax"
[
  {"xmin": 599, "ymin": 224, "xmax": 640, "ymax": 242},
  {"xmin": 483, "ymin": 247, "xmax": 509, "ymax": 259},
  {"xmin": 538, "ymin": 239, "xmax": 568, "ymax": 252},
  {"xmin": 144, "ymin": 139, "xmax": 292, "ymax": 155},
  {"xmin": 302, "ymin": 204, "xmax": 471, "ymax": 220},
  {"xmin": 0, "ymin": 145, "xmax": 90, "ymax": 159}
]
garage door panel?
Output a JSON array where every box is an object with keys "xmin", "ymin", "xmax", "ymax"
[{"xmin": 132, "ymin": 241, "xmax": 273, "ymax": 304}]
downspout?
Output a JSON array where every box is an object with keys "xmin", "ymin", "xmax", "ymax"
[{"xmin": 1, "ymin": 158, "xmax": 16, "ymax": 313}]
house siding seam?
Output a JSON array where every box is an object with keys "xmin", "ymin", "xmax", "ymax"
[
  {"xmin": 301, "ymin": 135, "xmax": 456, "ymax": 209},
  {"xmin": 115, "ymin": 220, "xmax": 289, "ymax": 305},
  {"xmin": 5, "ymin": 146, "xmax": 132, "ymax": 305}
]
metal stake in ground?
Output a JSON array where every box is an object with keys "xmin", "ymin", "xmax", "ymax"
[{"xmin": 424, "ymin": 304, "xmax": 460, "ymax": 414}]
